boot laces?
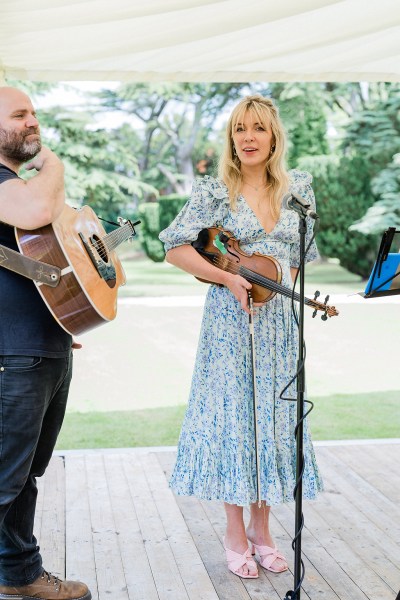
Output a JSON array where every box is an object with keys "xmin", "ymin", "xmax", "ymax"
[{"xmin": 41, "ymin": 570, "xmax": 60, "ymax": 591}]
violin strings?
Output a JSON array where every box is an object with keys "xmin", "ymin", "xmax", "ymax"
[{"xmin": 211, "ymin": 256, "xmax": 317, "ymax": 308}]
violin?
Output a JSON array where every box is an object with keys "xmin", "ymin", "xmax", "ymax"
[{"xmin": 192, "ymin": 227, "xmax": 339, "ymax": 320}]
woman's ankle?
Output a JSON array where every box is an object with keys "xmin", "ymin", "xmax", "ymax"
[{"xmin": 246, "ymin": 525, "xmax": 274, "ymax": 547}]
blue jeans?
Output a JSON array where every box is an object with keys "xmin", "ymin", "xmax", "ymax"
[{"xmin": 0, "ymin": 354, "xmax": 73, "ymax": 586}]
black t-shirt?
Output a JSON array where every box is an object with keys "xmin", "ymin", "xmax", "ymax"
[{"xmin": 0, "ymin": 163, "xmax": 72, "ymax": 357}]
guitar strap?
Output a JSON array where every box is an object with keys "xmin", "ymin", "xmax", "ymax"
[{"xmin": 0, "ymin": 243, "xmax": 61, "ymax": 287}]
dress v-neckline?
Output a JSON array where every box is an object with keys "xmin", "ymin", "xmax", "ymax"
[{"xmin": 240, "ymin": 194, "xmax": 280, "ymax": 236}]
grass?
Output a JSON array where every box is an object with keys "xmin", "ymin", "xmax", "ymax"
[
  {"xmin": 118, "ymin": 249, "xmax": 365, "ymax": 298},
  {"xmin": 58, "ymin": 253, "xmax": 396, "ymax": 447},
  {"xmin": 56, "ymin": 390, "xmax": 400, "ymax": 450}
]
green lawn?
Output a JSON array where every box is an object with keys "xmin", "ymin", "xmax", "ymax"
[
  {"xmin": 59, "ymin": 254, "xmax": 398, "ymax": 448},
  {"xmin": 56, "ymin": 390, "xmax": 399, "ymax": 450},
  {"xmin": 119, "ymin": 251, "xmax": 365, "ymax": 297}
]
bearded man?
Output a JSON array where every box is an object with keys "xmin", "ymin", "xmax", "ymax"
[{"xmin": 0, "ymin": 86, "xmax": 91, "ymax": 600}]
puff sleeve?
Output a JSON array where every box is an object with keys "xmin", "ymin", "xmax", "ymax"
[
  {"xmin": 159, "ymin": 176, "xmax": 229, "ymax": 253},
  {"xmin": 288, "ymin": 171, "xmax": 320, "ymax": 268}
]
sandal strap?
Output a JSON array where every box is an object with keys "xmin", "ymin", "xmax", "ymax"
[
  {"xmin": 225, "ymin": 547, "xmax": 255, "ymax": 572},
  {"xmin": 254, "ymin": 544, "xmax": 285, "ymax": 569}
]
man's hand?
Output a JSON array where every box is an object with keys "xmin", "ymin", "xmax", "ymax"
[{"xmin": 25, "ymin": 146, "xmax": 63, "ymax": 172}]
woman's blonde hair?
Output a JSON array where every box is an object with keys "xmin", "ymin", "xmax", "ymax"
[{"xmin": 218, "ymin": 94, "xmax": 289, "ymax": 219}]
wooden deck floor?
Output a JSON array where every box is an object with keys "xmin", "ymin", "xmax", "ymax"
[{"xmin": 35, "ymin": 442, "xmax": 400, "ymax": 600}]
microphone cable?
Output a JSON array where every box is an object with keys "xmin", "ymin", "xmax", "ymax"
[{"xmin": 279, "ymin": 216, "xmax": 320, "ymax": 600}]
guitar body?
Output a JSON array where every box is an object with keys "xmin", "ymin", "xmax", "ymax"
[{"xmin": 15, "ymin": 204, "xmax": 127, "ymax": 336}]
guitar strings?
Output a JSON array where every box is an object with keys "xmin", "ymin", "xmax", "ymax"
[{"xmin": 89, "ymin": 223, "xmax": 133, "ymax": 259}]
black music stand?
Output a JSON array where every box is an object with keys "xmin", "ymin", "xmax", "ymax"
[{"xmin": 363, "ymin": 227, "xmax": 400, "ymax": 298}]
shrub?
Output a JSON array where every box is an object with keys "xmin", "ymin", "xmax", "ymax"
[
  {"xmin": 138, "ymin": 194, "xmax": 188, "ymax": 262},
  {"xmin": 298, "ymin": 154, "xmax": 379, "ymax": 278}
]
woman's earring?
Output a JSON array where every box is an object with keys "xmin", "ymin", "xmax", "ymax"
[{"xmin": 269, "ymin": 145, "xmax": 276, "ymax": 157}]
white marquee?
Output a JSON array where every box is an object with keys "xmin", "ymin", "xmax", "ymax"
[{"xmin": 1, "ymin": 0, "xmax": 399, "ymax": 83}]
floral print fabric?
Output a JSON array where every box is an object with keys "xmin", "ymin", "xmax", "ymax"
[{"xmin": 159, "ymin": 170, "xmax": 323, "ymax": 506}]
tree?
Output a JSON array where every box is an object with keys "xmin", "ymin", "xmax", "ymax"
[
  {"xmin": 99, "ymin": 82, "xmax": 249, "ymax": 195},
  {"xmin": 10, "ymin": 82, "xmax": 156, "ymax": 223},
  {"xmin": 270, "ymin": 83, "xmax": 329, "ymax": 166},
  {"xmin": 350, "ymin": 153, "xmax": 400, "ymax": 235},
  {"xmin": 325, "ymin": 82, "xmax": 400, "ymax": 236}
]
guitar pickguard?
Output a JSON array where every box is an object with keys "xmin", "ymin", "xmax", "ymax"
[
  {"xmin": 78, "ymin": 232, "xmax": 116, "ymax": 286},
  {"xmin": 96, "ymin": 261, "xmax": 116, "ymax": 284}
]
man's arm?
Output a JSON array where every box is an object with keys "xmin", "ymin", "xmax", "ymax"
[{"xmin": 0, "ymin": 147, "xmax": 65, "ymax": 230}]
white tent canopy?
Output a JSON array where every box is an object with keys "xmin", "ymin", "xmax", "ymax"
[{"xmin": 1, "ymin": 0, "xmax": 400, "ymax": 83}]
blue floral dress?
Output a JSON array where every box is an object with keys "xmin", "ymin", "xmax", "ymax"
[{"xmin": 159, "ymin": 170, "xmax": 323, "ymax": 506}]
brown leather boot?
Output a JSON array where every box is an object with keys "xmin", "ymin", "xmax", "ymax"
[{"xmin": 0, "ymin": 570, "xmax": 91, "ymax": 599}]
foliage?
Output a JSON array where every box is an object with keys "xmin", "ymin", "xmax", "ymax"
[
  {"xmin": 298, "ymin": 154, "xmax": 379, "ymax": 277},
  {"xmin": 138, "ymin": 194, "xmax": 188, "ymax": 262},
  {"xmin": 138, "ymin": 202, "xmax": 164, "ymax": 262},
  {"xmin": 36, "ymin": 107, "xmax": 156, "ymax": 222},
  {"xmin": 270, "ymin": 83, "xmax": 330, "ymax": 166},
  {"xmin": 8, "ymin": 79, "xmax": 400, "ymax": 274},
  {"xmin": 98, "ymin": 83, "xmax": 249, "ymax": 195},
  {"xmin": 333, "ymin": 83, "xmax": 400, "ymax": 233},
  {"xmin": 350, "ymin": 153, "xmax": 400, "ymax": 235},
  {"xmin": 159, "ymin": 193, "xmax": 189, "ymax": 230},
  {"xmin": 8, "ymin": 81, "xmax": 157, "ymax": 224}
]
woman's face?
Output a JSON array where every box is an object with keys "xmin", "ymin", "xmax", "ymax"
[{"xmin": 232, "ymin": 110, "xmax": 274, "ymax": 169}]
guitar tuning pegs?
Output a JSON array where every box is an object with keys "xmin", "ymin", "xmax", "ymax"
[
  {"xmin": 324, "ymin": 294, "xmax": 330, "ymax": 304},
  {"xmin": 312, "ymin": 309, "xmax": 317, "ymax": 318},
  {"xmin": 321, "ymin": 312, "xmax": 328, "ymax": 321},
  {"xmin": 313, "ymin": 290, "xmax": 320, "ymax": 301}
]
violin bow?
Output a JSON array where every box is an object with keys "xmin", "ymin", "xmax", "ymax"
[{"xmin": 248, "ymin": 291, "xmax": 262, "ymax": 508}]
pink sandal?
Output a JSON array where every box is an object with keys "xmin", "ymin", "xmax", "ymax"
[
  {"xmin": 224, "ymin": 540, "xmax": 259, "ymax": 578},
  {"xmin": 250, "ymin": 542, "xmax": 288, "ymax": 573}
]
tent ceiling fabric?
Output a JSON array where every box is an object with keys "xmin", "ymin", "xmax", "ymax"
[{"xmin": 1, "ymin": 0, "xmax": 400, "ymax": 83}]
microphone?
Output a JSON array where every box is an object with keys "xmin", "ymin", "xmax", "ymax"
[{"xmin": 283, "ymin": 192, "xmax": 319, "ymax": 220}]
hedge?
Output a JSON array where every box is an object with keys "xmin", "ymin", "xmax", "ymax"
[{"xmin": 138, "ymin": 194, "xmax": 188, "ymax": 262}]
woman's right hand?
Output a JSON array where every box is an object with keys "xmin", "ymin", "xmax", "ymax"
[{"xmin": 224, "ymin": 274, "xmax": 253, "ymax": 314}]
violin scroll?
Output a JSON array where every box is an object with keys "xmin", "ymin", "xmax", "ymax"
[{"xmin": 311, "ymin": 290, "xmax": 339, "ymax": 320}]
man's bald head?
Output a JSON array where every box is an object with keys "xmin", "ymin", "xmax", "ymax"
[{"xmin": 0, "ymin": 86, "xmax": 41, "ymax": 167}]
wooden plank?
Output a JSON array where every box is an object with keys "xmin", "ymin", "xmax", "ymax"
[
  {"xmin": 303, "ymin": 500, "xmax": 394, "ymax": 600},
  {"xmin": 34, "ymin": 468, "xmax": 44, "ymax": 545},
  {"xmin": 203, "ymin": 496, "xmax": 337, "ymax": 600},
  {"xmin": 177, "ymin": 495, "xmax": 256, "ymax": 600},
  {"xmin": 310, "ymin": 484, "xmax": 400, "ymax": 594},
  {"xmin": 85, "ymin": 454, "xmax": 130, "ymax": 599},
  {"xmin": 143, "ymin": 452, "xmax": 219, "ymax": 600},
  {"xmin": 331, "ymin": 444, "xmax": 400, "ymax": 504},
  {"xmin": 201, "ymin": 497, "xmax": 297, "ymax": 600},
  {"xmin": 102, "ymin": 453, "xmax": 159, "ymax": 600},
  {"xmin": 31, "ymin": 444, "xmax": 400, "ymax": 600},
  {"xmin": 316, "ymin": 447, "xmax": 400, "ymax": 543},
  {"xmin": 38, "ymin": 455, "xmax": 66, "ymax": 578},
  {"xmin": 122, "ymin": 452, "xmax": 190, "ymax": 600},
  {"xmin": 65, "ymin": 455, "xmax": 98, "ymax": 600},
  {"xmin": 157, "ymin": 452, "xmax": 256, "ymax": 600},
  {"xmin": 244, "ymin": 505, "xmax": 339, "ymax": 600},
  {"xmin": 274, "ymin": 501, "xmax": 367, "ymax": 600}
]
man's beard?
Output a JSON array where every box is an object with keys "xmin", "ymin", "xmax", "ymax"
[{"xmin": 0, "ymin": 127, "xmax": 42, "ymax": 164}]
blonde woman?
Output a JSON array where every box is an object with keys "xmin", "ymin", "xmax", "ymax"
[{"xmin": 159, "ymin": 95, "xmax": 323, "ymax": 578}]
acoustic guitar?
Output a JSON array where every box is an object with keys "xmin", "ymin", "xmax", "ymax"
[{"xmin": 15, "ymin": 204, "xmax": 138, "ymax": 335}]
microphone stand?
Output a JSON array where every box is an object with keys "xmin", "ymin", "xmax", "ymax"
[{"xmin": 285, "ymin": 213, "xmax": 307, "ymax": 600}]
